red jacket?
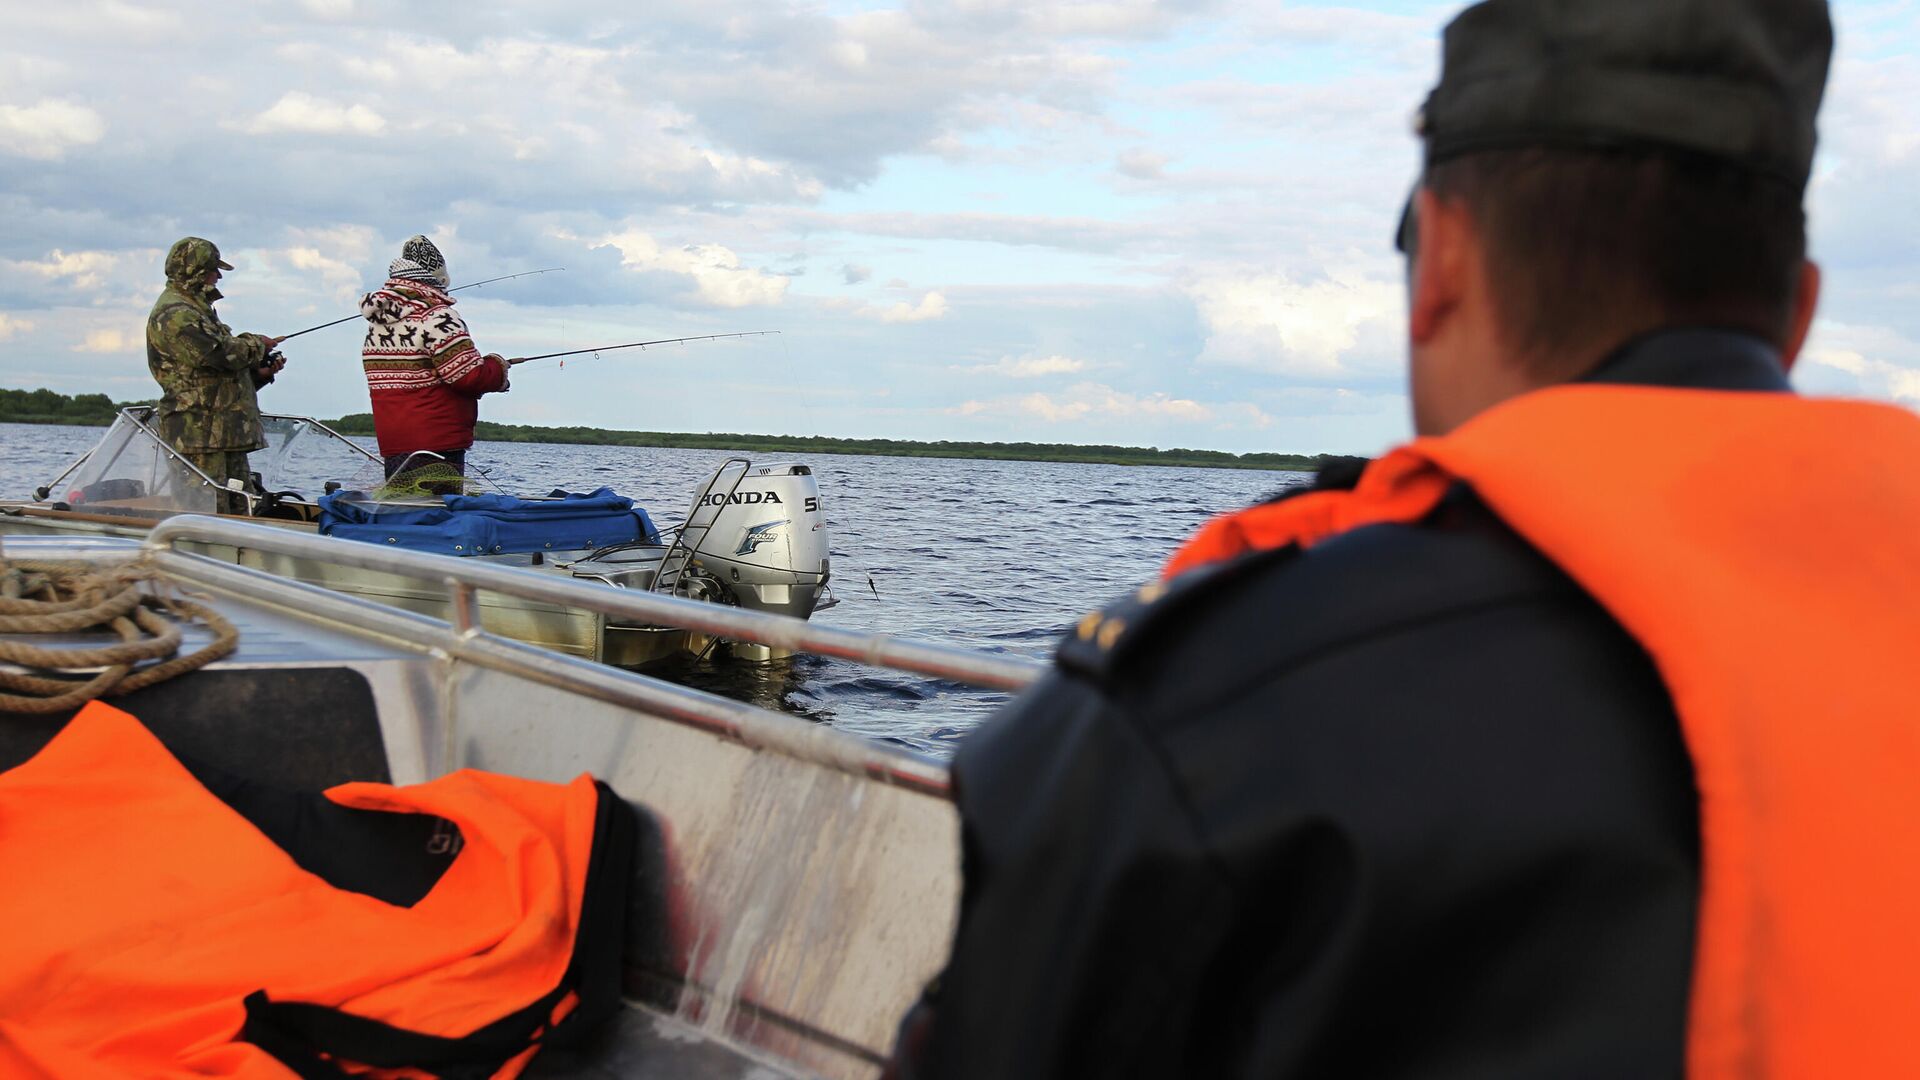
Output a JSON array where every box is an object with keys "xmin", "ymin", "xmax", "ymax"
[{"xmin": 359, "ymin": 279, "xmax": 508, "ymax": 457}]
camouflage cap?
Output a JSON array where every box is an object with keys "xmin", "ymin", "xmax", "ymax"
[
  {"xmin": 165, "ymin": 237, "xmax": 235, "ymax": 282},
  {"xmin": 1416, "ymin": 0, "xmax": 1833, "ymax": 187}
]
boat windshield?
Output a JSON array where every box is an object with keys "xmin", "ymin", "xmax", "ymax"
[
  {"xmin": 44, "ymin": 408, "xmax": 382, "ymax": 517},
  {"xmin": 255, "ymin": 414, "xmax": 383, "ymax": 496}
]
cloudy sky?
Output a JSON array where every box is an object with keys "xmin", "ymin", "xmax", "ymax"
[{"xmin": 1, "ymin": 1, "xmax": 1915, "ymax": 455}]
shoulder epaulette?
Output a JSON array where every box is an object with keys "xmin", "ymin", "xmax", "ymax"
[{"xmin": 1056, "ymin": 544, "xmax": 1302, "ymax": 683}]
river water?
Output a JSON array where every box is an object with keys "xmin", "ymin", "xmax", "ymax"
[{"xmin": 0, "ymin": 422, "xmax": 1306, "ymax": 756}]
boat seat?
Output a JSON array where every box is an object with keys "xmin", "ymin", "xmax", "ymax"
[{"xmin": 0, "ymin": 667, "xmax": 389, "ymax": 786}]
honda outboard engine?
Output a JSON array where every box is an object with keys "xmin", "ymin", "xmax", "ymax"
[{"xmin": 674, "ymin": 462, "xmax": 829, "ymax": 620}]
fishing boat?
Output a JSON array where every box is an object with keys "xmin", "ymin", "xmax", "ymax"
[
  {"xmin": 0, "ymin": 407, "xmax": 835, "ymax": 667},
  {"xmin": 0, "ymin": 519, "xmax": 1046, "ymax": 1077}
]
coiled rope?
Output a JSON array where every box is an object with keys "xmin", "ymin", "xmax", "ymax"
[{"xmin": 0, "ymin": 556, "xmax": 238, "ymax": 714}]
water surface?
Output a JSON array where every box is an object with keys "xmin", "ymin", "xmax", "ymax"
[{"xmin": 0, "ymin": 422, "xmax": 1305, "ymax": 756}]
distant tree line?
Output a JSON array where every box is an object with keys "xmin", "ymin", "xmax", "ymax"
[
  {"xmin": 0, "ymin": 388, "xmax": 1332, "ymax": 471},
  {"xmin": 0, "ymin": 387, "xmax": 149, "ymax": 426},
  {"xmin": 326, "ymin": 413, "xmax": 1332, "ymax": 472}
]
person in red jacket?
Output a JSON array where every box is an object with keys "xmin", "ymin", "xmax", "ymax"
[{"xmin": 359, "ymin": 235, "xmax": 511, "ymax": 491}]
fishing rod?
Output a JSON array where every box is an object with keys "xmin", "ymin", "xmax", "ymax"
[
  {"xmin": 508, "ymin": 331, "xmax": 781, "ymax": 365},
  {"xmin": 276, "ymin": 267, "xmax": 566, "ymax": 342}
]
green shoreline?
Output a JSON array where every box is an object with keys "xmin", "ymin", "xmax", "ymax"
[{"xmin": 0, "ymin": 387, "xmax": 1330, "ymax": 473}]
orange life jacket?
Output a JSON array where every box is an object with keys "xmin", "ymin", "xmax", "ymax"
[
  {"xmin": 1167, "ymin": 383, "xmax": 1920, "ymax": 1078},
  {"xmin": 0, "ymin": 701, "xmax": 631, "ymax": 1079}
]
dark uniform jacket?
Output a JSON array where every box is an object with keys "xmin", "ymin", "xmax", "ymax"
[
  {"xmin": 146, "ymin": 281, "xmax": 273, "ymax": 453},
  {"xmin": 903, "ymin": 329, "xmax": 1793, "ymax": 1078}
]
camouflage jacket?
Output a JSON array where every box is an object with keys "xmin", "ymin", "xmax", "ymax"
[{"xmin": 146, "ymin": 282, "xmax": 271, "ymax": 452}]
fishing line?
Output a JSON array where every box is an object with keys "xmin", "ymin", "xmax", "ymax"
[
  {"xmin": 277, "ymin": 267, "xmax": 566, "ymax": 341},
  {"xmin": 509, "ymin": 331, "xmax": 781, "ymax": 365}
]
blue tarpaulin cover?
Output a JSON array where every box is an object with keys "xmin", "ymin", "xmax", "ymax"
[{"xmin": 317, "ymin": 487, "xmax": 661, "ymax": 556}]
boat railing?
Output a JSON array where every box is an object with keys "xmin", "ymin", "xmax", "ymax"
[
  {"xmin": 140, "ymin": 517, "xmax": 1048, "ymax": 794},
  {"xmin": 114, "ymin": 406, "xmax": 238, "ymax": 504},
  {"xmin": 38, "ymin": 408, "xmax": 384, "ymax": 511},
  {"xmin": 32, "ymin": 447, "xmax": 95, "ymax": 502},
  {"xmin": 269, "ymin": 412, "xmax": 382, "ymax": 464},
  {"xmin": 652, "ymin": 456, "xmax": 751, "ymax": 593}
]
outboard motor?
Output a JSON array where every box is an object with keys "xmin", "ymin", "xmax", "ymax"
[{"xmin": 675, "ymin": 462, "xmax": 830, "ymax": 620}]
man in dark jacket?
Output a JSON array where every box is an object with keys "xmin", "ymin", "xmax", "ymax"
[
  {"xmin": 896, "ymin": 1, "xmax": 1841, "ymax": 1076},
  {"xmin": 146, "ymin": 237, "xmax": 285, "ymax": 514}
]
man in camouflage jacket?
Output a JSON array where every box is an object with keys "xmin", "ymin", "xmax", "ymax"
[{"xmin": 146, "ymin": 237, "xmax": 284, "ymax": 514}]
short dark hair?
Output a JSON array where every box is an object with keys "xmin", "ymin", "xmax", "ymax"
[{"xmin": 1424, "ymin": 148, "xmax": 1807, "ymax": 374}]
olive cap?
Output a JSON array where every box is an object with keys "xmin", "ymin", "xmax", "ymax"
[
  {"xmin": 1417, "ymin": 0, "xmax": 1833, "ymax": 187},
  {"xmin": 165, "ymin": 237, "xmax": 234, "ymax": 282}
]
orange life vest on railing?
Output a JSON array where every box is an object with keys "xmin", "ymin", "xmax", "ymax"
[
  {"xmin": 1167, "ymin": 383, "xmax": 1920, "ymax": 1078},
  {"xmin": 0, "ymin": 702, "xmax": 630, "ymax": 1079}
]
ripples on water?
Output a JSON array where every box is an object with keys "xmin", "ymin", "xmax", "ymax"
[{"xmin": 0, "ymin": 422, "xmax": 1307, "ymax": 757}]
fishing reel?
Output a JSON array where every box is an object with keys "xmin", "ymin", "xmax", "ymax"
[{"xmin": 256, "ymin": 349, "xmax": 289, "ymax": 387}]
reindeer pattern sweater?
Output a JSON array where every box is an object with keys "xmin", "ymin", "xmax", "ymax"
[{"xmin": 359, "ymin": 279, "xmax": 509, "ymax": 457}]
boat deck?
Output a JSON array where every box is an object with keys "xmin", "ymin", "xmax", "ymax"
[
  {"xmin": 529, "ymin": 1003, "xmax": 803, "ymax": 1078},
  {"xmin": 0, "ymin": 530, "xmax": 1014, "ymax": 1077}
]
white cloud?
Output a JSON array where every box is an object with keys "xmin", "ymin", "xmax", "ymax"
[
  {"xmin": 6, "ymin": 248, "xmax": 135, "ymax": 290},
  {"xmin": 1804, "ymin": 347, "xmax": 1920, "ymax": 404},
  {"xmin": 72, "ymin": 328, "xmax": 136, "ymax": 353},
  {"xmin": 0, "ymin": 99, "xmax": 105, "ymax": 160},
  {"xmin": 282, "ymin": 245, "xmax": 367, "ymax": 301},
  {"xmin": 1235, "ymin": 6, "xmax": 1434, "ymax": 53},
  {"xmin": 590, "ymin": 229, "xmax": 788, "ymax": 308},
  {"xmin": 1823, "ymin": 52, "xmax": 1920, "ymax": 169},
  {"xmin": 877, "ymin": 291, "xmax": 948, "ymax": 323},
  {"xmin": 1189, "ymin": 264, "xmax": 1403, "ymax": 379},
  {"xmin": 75, "ymin": 2, "xmax": 185, "ymax": 35},
  {"xmin": 949, "ymin": 381, "xmax": 1269, "ymax": 427},
  {"xmin": 954, "ymin": 354, "xmax": 1087, "ymax": 378},
  {"xmin": 781, "ymin": 208, "xmax": 1178, "ymax": 256},
  {"xmin": 934, "ymin": 0, "xmax": 1207, "ymax": 40},
  {"xmin": 1800, "ymin": 319, "xmax": 1920, "ymax": 405},
  {"xmin": 1803, "ymin": 44, "xmax": 1920, "ymax": 305},
  {"xmin": 0, "ymin": 313, "xmax": 34, "ymax": 340},
  {"xmin": 285, "ymin": 247, "xmax": 353, "ymax": 274},
  {"xmin": 1114, "ymin": 147, "xmax": 1169, "ymax": 180},
  {"xmin": 284, "ymin": 224, "xmax": 379, "ymax": 264},
  {"xmin": 239, "ymin": 92, "xmax": 386, "ymax": 136},
  {"xmin": 830, "ymin": 290, "xmax": 950, "ymax": 323},
  {"xmin": 3, "ymin": 2, "xmax": 183, "ymax": 42},
  {"xmin": 0, "ymin": 0, "xmax": 1908, "ymax": 458}
]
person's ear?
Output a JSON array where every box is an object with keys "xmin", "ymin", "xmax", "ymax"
[
  {"xmin": 1779, "ymin": 259, "xmax": 1821, "ymax": 373},
  {"xmin": 1408, "ymin": 187, "xmax": 1471, "ymax": 346}
]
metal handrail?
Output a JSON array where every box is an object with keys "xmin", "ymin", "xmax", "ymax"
[
  {"xmin": 265, "ymin": 413, "xmax": 382, "ymax": 464},
  {"xmin": 121, "ymin": 540, "xmax": 957, "ymax": 797},
  {"xmin": 42, "ymin": 408, "xmax": 360, "ymax": 513},
  {"xmin": 116, "ymin": 407, "xmax": 247, "ymax": 508},
  {"xmin": 30, "ymin": 407, "xmax": 191, "ymax": 503},
  {"xmin": 653, "ymin": 457, "xmax": 750, "ymax": 595},
  {"xmin": 32, "ymin": 446, "xmax": 93, "ymax": 501},
  {"xmin": 144, "ymin": 516, "xmax": 1048, "ymax": 692}
]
